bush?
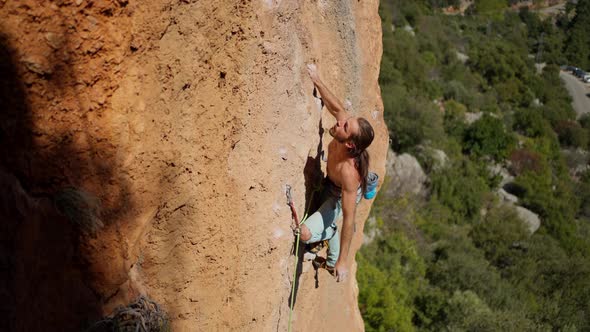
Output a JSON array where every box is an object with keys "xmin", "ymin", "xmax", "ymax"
[
  {"xmin": 358, "ymin": 232, "xmax": 426, "ymax": 332},
  {"xmin": 470, "ymin": 205, "xmax": 530, "ymax": 268},
  {"xmin": 383, "ymin": 85, "xmax": 445, "ymax": 151},
  {"xmin": 513, "ymin": 108, "xmax": 551, "ymax": 138},
  {"xmin": 443, "ymin": 100, "xmax": 467, "ymax": 138},
  {"xmin": 472, "ymin": 0, "xmax": 509, "ymax": 19},
  {"xmin": 514, "ymin": 171, "xmax": 579, "ymax": 246},
  {"xmin": 463, "ymin": 114, "xmax": 516, "ymax": 160},
  {"xmin": 508, "ymin": 148, "xmax": 544, "ymax": 176},
  {"xmin": 430, "ymin": 159, "xmax": 489, "ymax": 223},
  {"xmin": 579, "ymin": 114, "xmax": 590, "ymax": 131},
  {"xmin": 426, "ymin": 228, "xmax": 515, "ymax": 309},
  {"xmin": 554, "ymin": 120, "xmax": 589, "ymax": 148},
  {"xmin": 577, "ymin": 171, "xmax": 590, "ymax": 218}
]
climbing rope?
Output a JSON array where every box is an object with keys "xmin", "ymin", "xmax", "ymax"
[{"xmin": 285, "ymin": 184, "xmax": 320, "ymax": 332}]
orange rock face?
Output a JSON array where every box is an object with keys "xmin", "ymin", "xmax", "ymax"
[{"xmin": 0, "ymin": 1, "xmax": 387, "ymax": 331}]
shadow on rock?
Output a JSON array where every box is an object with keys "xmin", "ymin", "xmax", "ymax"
[
  {"xmin": 288, "ymin": 114, "xmax": 325, "ymax": 308},
  {"xmin": 0, "ymin": 25, "xmax": 130, "ymax": 332}
]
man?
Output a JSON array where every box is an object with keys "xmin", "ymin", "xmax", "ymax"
[{"xmin": 299, "ymin": 64, "xmax": 374, "ymax": 282}]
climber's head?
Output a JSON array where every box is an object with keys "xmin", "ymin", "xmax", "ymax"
[
  {"xmin": 330, "ymin": 116, "xmax": 374, "ymax": 193},
  {"xmin": 329, "ymin": 116, "xmax": 357, "ymax": 143},
  {"xmin": 329, "ymin": 116, "xmax": 374, "ymax": 154}
]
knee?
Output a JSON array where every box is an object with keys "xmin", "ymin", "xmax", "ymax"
[{"xmin": 299, "ymin": 225, "xmax": 312, "ymax": 243}]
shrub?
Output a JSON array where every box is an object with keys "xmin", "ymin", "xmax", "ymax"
[
  {"xmin": 554, "ymin": 120, "xmax": 589, "ymax": 148},
  {"xmin": 577, "ymin": 171, "xmax": 590, "ymax": 218},
  {"xmin": 358, "ymin": 232, "xmax": 426, "ymax": 332},
  {"xmin": 579, "ymin": 114, "xmax": 590, "ymax": 131},
  {"xmin": 472, "ymin": 0, "xmax": 509, "ymax": 19},
  {"xmin": 463, "ymin": 114, "xmax": 516, "ymax": 160},
  {"xmin": 508, "ymin": 148, "xmax": 544, "ymax": 176},
  {"xmin": 383, "ymin": 86, "xmax": 445, "ymax": 152},
  {"xmin": 514, "ymin": 171, "xmax": 579, "ymax": 247},
  {"xmin": 430, "ymin": 159, "xmax": 489, "ymax": 223},
  {"xmin": 513, "ymin": 108, "xmax": 550, "ymax": 138},
  {"xmin": 443, "ymin": 80, "xmax": 472, "ymax": 105},
  {"xmin": 443, "ymin": 100, "xmax": 467, "ymax": 138},
  {"xmin": 470, "ymin": 205, "xmax": 530, "ymax": 268}
]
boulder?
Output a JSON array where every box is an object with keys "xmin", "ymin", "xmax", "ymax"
[
  {"xmin": 455, "ymin": 51, "xmax": 469, "ymax": 64},
  {"xmin": 430, "ymin": 148, "xmax": 449, "ymax": 170},
  {"xmin": 385, "ymin": 148, "xmax": 428, "ymax": 198},
  {"xmin": 497, "ymin": 188, "xmax": 519, "ymax": 204},
  {"xmin": 465, "ymin": 112, "xmax": 483, "ymax": 124},
  {"xmin": 488, "ymin": 163, "xmax": 514, "ymax": 187},
  {"xmin": 515, "ymin": 206, "xmax": 541, "ymax": 234}
]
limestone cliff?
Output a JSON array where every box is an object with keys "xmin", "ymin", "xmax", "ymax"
[{"xmin": 0, "ymin": 1, "xmax": 387, "ymax": 331}]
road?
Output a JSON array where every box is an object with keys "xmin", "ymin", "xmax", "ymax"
[{"xmin": 559, "ymin": 71, "xmax": 590, "ymax": 119}]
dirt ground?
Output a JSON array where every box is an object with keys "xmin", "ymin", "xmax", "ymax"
[{"xmin": 0, "ymin": 1, "xmax": 387, "ymax": 331}]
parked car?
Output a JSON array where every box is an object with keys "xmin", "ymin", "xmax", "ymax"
[
  {"xmin": 574, "ymin": 68, "xmax": 586, "ymax": 78},
  {"xmin": 584, "ymin": 75, "xmax": 590, "ymax": 83}
]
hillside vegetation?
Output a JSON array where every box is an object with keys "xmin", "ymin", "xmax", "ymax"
[{"xmin": 358, "ymin": 0, "xmax": 590, "ymax": 331}]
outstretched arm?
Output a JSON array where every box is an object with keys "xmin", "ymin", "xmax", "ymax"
[
  {"xmin": 307, "ymin": 64, "xmax": 347, "ymax": 122},
  {"xmin": 334, "ymin": 167, "xmax": 359, "ymax": 282}
]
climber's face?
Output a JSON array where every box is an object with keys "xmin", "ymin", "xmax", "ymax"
[{"xmin": 329, "ymin": 116, "xmax": 359, "ymax": 143}]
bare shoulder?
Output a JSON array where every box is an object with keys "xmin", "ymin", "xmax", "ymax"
[{"xmin": 340, "ymin": 162, "xmax": 360, "ymax": 192}]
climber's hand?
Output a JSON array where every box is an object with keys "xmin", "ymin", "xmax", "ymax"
[
  {"xmin": 307, "ymin": 63, "xmax": 320, "ymax": 84},
  {"xmin": 334, "ymin": 260, "xmax": 348, "ymax": 282}
]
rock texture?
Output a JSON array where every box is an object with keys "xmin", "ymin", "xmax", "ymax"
[
  {"xmin": 514, "ymin": 206, "xmax": 541, "ymax": 234},
  {"xmin": 0, "ymin": 1, "xmax": 387, "ymax": 331},
  {"xmin": 385, "ymin": 149, "xmax": 428, "ymax": 198}
]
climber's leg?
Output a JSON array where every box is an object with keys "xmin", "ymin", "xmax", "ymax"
[{"xmin": 300, "ymin": 195, "xmax": 342, "ymax": 244}]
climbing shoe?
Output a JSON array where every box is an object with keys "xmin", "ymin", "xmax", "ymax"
[
  {"xmin": 306, "ymin": 240, "xmax": 329, "ymax": 254},
  {"xmin": 312, "ymin": 256, "xmax": 335, "ymax": 275}
]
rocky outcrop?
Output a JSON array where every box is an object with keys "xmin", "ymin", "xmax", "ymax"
[
  {"xmin": 0, "ymin": 1, "xmax": 387, "ymax": 331},
  {"xmin": 385, "ymin": 148, "xmax": 428, "ymax": 198},
  {"xmin": 514, "ymin": 206, "xmax": 541, "ymax": 234}
]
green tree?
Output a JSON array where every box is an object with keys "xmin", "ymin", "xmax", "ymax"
[
  {"xmin": 564, "ymin": 0, "xmax": 590, "ymax": 69},
  {"xmin": 513, "ymin": 108, "xmax": 551, "ymax": 138},
  {"xmin": 471, "ymin": 206, "xmax": 530, "ymax": 268},
  {"xmin": 473, "ymin": 0, "xmax": 509, "ymax": 19},
  {"xmin": 430, "ymin": 159, "xmax": 489, "ymax": 223},
  {"xmin": 463, "ymin": 114, "xmax": 516, "ymax": 160},
  {"xmin": 358, "ymin": 231, "xmax": 426, "ymax": 332},
  {"xmin": 443, "ymin": 100, "xmax": 467, "ymax": 139},
  {"xmin": 554, "ymin": 120, "xmax": 589, "ymax": 148},
  {"xmin": 577, "ymin": 171, "xmax": 590, "ymax": 219}
]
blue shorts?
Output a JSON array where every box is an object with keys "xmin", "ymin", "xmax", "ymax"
[
  {"xmin": 301, "ymin": 179, "xmax": 361, "ymax": 267},
  {"xmin": 301, "ymin": 195, "xmax": 342, "ymax": 267}
]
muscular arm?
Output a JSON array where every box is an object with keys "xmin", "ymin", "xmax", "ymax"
[
  {"xmin": 335, "ymin": 166, "xmax": 359, "ymax": 279},
  {"xmin": 307, "ymin": 64, "xmax": 346, "ymax": 122}
]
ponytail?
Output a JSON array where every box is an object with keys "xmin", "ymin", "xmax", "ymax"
[
  {"xmin": 355, "ymin": 150, "xmax": 370, "ymax": 194},
  {"xmin": 349, "ymin": 117, "xmax": 374, "ymax": 194}
]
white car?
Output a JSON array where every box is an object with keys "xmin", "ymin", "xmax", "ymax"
[{"xmin": 584, "ymin": 75, "xmax": 590, "ymax": 83}]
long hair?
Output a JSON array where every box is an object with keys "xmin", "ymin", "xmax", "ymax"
[{"xmin": 348, "ymin": 117, "xmax": 374, "ymax": 194}]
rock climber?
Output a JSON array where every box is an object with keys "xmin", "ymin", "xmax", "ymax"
[{"xmin": 300, "ymin": 64, "xmax": 374, "ymax": 282}]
